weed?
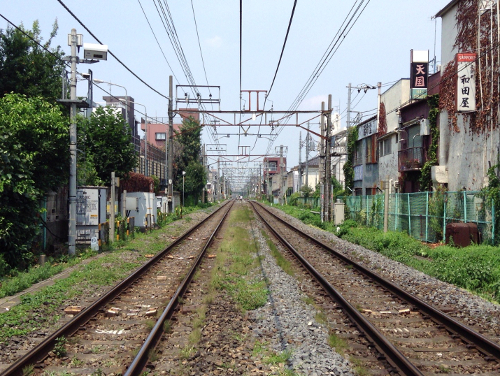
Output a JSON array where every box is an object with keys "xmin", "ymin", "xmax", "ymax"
[
  {"xmin": 188, "ymin": 328, "xmax": 201, "ymax": 344},
  {"xmin": 145, "ymin": 319, "xmax": 156, "ymax": 330},
  {"xmin": 53, "ymin": 336, "xmax": 67, "ymax": 358},
  {"xmin": 315, "ymin": 311, "xmax": 327, "ymax": 325},
  {"xmin": 252, "ymin": 340, "xmax": 268, "ymax": 357},
  {"xmin": 328, "ymin": 333, "xmax": 347, "ymax": 353},
  {"xmin": 91, "ymin": 369, "xmax": 104, "ymax": 376},
  {"xmin": 180, "ymin": 345, "xmax": 196, "ymax": 359},
  {"xmin": 264, "ymin": 349, "xmax": 292, "ymax": 365},
  {"xmin": 163, "ymin": 320, "xmax": 172, "ymax": 333},
  {"xmin": 22, "ymin": 364, "xmax": 34, "ymax": 376},
  {"xmin": 91, "ymin": 345, "xmax": 101, "ymax": 354},
  {"xmin": 438, "ymin": 364, "xmax": 451, "ymax": 373},
  {"xmin": 302, "ymin": 296, "xmax": 315, "ymax": 305},
  {"xmin": 148, "ymin": 349, "xmax": 159, "ymax": 362},
  {"xmin": 349, "ymin": 357, "xmax": 369, "ymax": 376},
  {"xmin": 70, "ymin": 357, "xmax": 84, "ymax": 367}
]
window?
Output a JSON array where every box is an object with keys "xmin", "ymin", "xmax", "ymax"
[
  {"xmin": 155, "ymin": 132, "xmax": 166, "ymax": 140},
  {"xmin": 269, "ymin": 161, "xmax": 277, "ymax": 171},
  {"xmin": 365, "ymin": 135, "xmax": 377, "ymax": 163},
  {"xmin": 379, "ymin": 136, "xmax": 392, "ymax": 158}
]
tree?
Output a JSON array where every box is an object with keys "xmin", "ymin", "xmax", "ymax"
[
  {"xmin": 0, "ymin": 93, "xmax": 68, "ymax": 270},
  {"xmin": 77, "ymin": 107, "xmax": 138, "ymax": 185},
  {"xmin": 173, "ymin": 117, "xmax": 206, "ymax": 204},
  {"xmin": 0, "ymin": 20, "xmax": 65, "ymax": 102}
]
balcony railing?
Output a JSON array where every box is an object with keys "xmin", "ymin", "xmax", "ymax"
[{"xmin": 398, "ymin": 147, "xmax": 426, "ymax": 172}]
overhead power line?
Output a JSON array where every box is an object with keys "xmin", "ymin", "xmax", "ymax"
[
  {"xmin": 56, "ymin": 0, "xmax": 169, "ymax": 100},
  {"xmin": 265, "ymin": 0, "xmax": 371, "ymax": 155}
]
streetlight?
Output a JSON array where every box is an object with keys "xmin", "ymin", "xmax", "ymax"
[
  {"xmin": 120, "ymin": 99, "xmax": 148, "ymax": 176},
  {"xmin": 182, "ymin": 171, "xmax": 186, "ymax": 207},
  {"xmin": 94, "ymin": 79, "xmax": 128, "ymax": 126}
]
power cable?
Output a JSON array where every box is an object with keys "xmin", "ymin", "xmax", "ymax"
[
  {"xmin": 137, "ymin": 0, "xmax": 183, "ymax": 90},
  {"xmin": 266, "ymin": 0, "xmax": 298, "ymax": 99},
  {"xmin": 265, "ymin": 0, "xmax": 370, "ymax": 155},
  {"xmin": 56, "ymin": 0, "xmax": 169, "ymax": 100},
  {"xmin": 190, "ymin": 0, "xmax": 212, "ymax": 102}
]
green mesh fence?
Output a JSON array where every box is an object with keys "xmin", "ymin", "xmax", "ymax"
[{"xmin": 341, "ymin": 191, "xmax": 494, "ymax": 244}]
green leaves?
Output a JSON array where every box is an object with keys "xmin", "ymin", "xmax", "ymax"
[
  {"xmin": 77, "ymin": 107, "xmax": 138, "ymax": 185},
  {"xmin": 0, "ymin": 93, "xmax": 68, "ymax": 270}
]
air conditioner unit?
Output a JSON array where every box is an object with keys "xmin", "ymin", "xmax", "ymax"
[
  {"xmin": 420, "ymin": 119, "xmax": 430, "ymax": 136},
  {"xmin": 393, "ymin": 181, "xmax": 400, "ymax": 188}
]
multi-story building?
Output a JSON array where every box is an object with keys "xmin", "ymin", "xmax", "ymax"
[{"xmin": 435, "ymin": 0, "xmax": 500, "ymax": 191}]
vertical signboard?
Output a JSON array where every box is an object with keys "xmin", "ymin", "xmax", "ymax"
[
  {"xmin": 456, "ymin": 53, "xmax": 476, "ymax": 112},
  {"xmin": 410, "ymin": 50, "xmax": 429, "ymax": 99}
]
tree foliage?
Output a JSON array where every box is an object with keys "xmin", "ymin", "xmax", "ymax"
[
  {"xmin": 0, "ymin": 94, "xmax": 68, "ymax": 269},
  {"xmin": 173, "ymin": 117, "xmax": 206, "ymax": 204},
  {"xmin": 77, "ymin": 107, "xmax": 138, "ymax": 185},
  {"xmin": 343, "ymin": 125, "xmax": 358, "ymax": 194},
  {"xmin": 0, "ymin": 20, "xmax": 65, "ymax": 102}
]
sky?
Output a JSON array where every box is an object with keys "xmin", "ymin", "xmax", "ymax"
[{"xmin": 1, "ymin": 0, "xmax": 451, "ymax": 190}]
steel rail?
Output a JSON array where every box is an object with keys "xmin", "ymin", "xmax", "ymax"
[
  {"xmin": 124, "ymin": 200, "xmax": 234, "ymax": 376},
  {"xmin": 250, "ymin": 201, "xmax": 423, "ymax": 375},
  {"xmin": 2, "ymin": 201, "xmax": 232, "ymax": 376},
  {"xmin": 252, "ymin": 201, "xmax": 500, "ymax": 362}
]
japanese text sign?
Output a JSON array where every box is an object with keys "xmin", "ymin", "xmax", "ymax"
[
  {"xmin": 456, "ymin": 53, "xmax": 476, "ymax": 112},
  {"xmin": 410, "ymin": 62, "xmax": 428, "ymax": 89}
]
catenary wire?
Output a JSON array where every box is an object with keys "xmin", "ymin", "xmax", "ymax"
[{"xmin": 56, "ymin": 0, "xmax": 169, "ymax": 100}]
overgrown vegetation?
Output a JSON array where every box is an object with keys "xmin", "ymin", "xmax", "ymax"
[
  {"xmin": 211, "ymin": 207, "xmax": 268, "ymax": 311},
  {"xmin": 275, "ymin": 204, "xmax": 500, "ymax": 303},
  {"xmin": 419, "ymin": 94, "xmax": 439, "ymax": 190},
  {"xmin": 0, "ymin": 208, "xmax": 210, "ymax": 343}
]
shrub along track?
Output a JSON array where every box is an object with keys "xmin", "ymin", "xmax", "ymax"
[
  {"xmin": 2, "ymin": 201, "xmax": 233, "ymax": 376},
  {"xmin": 250, "ymin": 201, "xmax": 500, "ymax": 375}
]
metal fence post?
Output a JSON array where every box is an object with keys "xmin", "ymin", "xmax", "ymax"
[
  {"xmin": 408, "ymin": 194, "xmax": 411, "ymax": 237},
  {"xmin": 425, "ymin": 191, "xmax": 429, "ymax": 242},
  {"xmin": 463, "ymin": 191, "xmax": 467, "ymax": 223},
  {"xmin": 492, "ymin": 199, "xmax": 495, "ymax": 244},
  {"xmin": 443, "ymin": 192, "xmax": 447, "ymax": 242}
]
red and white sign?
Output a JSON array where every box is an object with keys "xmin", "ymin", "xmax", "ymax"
[{"xmin": 456, "ymin": 53, "xmax": 476, "ymax": 112}]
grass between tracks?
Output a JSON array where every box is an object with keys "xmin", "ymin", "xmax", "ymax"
[
  {"xmin": 0, "ymin": 209, "xmax": 207, "ymax": 344},
  {"xmin": 210, "ymin": 206, "xmax": 268, "ymax": 311},
  {"xmin": 270, "ymin": 203, "xmax": 500, "ymax": 304}
]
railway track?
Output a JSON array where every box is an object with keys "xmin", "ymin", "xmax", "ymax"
[
  {"xmin": 250, "ymin": 201, "xmax": 500, "ymax": 375},
  {"xmin": 3, "ymin": 200, "xmax": 234, "ymax": 376}
]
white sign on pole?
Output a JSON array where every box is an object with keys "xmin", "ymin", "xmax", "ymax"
[{"xmin": 456, "ymin": 53, "xmax": 476, "ymax": 113}]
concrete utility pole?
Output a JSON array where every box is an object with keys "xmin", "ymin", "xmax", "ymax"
[
  {"xmin": 320, "ymin": 101, "xmax": 325, "ymax": 222},
  {"xmin": 110, "ymin": 171, "xmax": 115, "ymax": 243},
  {"xmin": 298, "ymin": 132, "xmax": 302, "ymax": 192},
  {"xmin": 279, "ymin": 145, "xmax": 284, "ymax": 205},
  {"xmin": 168, "ymin": 75, "xmax": 174, "ymax": 211},
  {"xmin": 325, "ymin": 95, "xmax": 333, "ymax": 222},
  {"xmin": 346, "ymin": 83, "xmax": 352, "ymax": 128},
  {"xmin": 217, "ymin": 158, "xmax": 220, "ymax": 201},
  {"xmin": 306, "ymin": 123, "xmax": 310, "ymax": 191},
  {"xmin": 68, "ymin": 29, "xmax": 78, "ymax": 256}
]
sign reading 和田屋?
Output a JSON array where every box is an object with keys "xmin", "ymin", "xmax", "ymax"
[{"xmin": 456, "ymin": 53, "xmax": 476, "ymax": 112}]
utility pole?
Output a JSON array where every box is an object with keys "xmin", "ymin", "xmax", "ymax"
[
  {"xmin": 279, "ymin": 145, "xmax": 284, "ymax": 205},
  {"xmin": 110, "ymin": 171, "xmax": 115, "ymax": 243},
  {"xmin": 305, "ymin": 123, "xmax": 310, "ymax": 191},
  {"xmin": 320, "ymin": 101, "xmax": 325, "ymax": 222},
  {"xmin": 346, "ymin": 83, "xmax": 352, "ymax": 128},
  {"xmin": 168, "ymin": 75, "xmax": 174, "ymax": 212},
  {"xmin": 217, "ymin": 158, "xmax": 220, "ymax": 201},
  {"xmin": 325, "ymin": 95, "xmax": 333, "ymax": 222},
  {"xmin": 298, "ymin": 132, "xmax": 302, "ymax": 192},
  {"xmin": 68, "ymin": 29, "xmax": 78, "ymax": 256}
]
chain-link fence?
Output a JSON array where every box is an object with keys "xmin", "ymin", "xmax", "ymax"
[{"xmin": 342, "ymin": 191, "xmax": 494, "ymax": 244}]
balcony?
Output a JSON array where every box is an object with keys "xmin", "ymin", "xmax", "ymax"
[{"xmin": 398, "ymin": 147, "xmax": 426, "ymax": 172}]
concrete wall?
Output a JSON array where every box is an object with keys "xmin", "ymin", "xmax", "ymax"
[{"xmin": 436, "ymin": 2, "xmax": 500, "ymax": 191}]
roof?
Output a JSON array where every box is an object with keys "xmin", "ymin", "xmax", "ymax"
[{"xmin": 435, "ymin": 0, "xmax": 459, "ymax": 18}]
